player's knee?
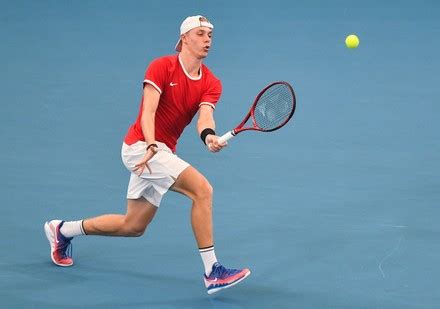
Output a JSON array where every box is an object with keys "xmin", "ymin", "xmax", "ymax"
[
  {"xmin": 194, "ymin": 180, "xmax": 213, "ymax": 203},
  {"xmin": 125, "ymin": 224, "xmax": 147, "ymax": 237}
]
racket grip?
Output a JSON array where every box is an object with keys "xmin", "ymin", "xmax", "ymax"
[{"xmin": 218, "ymin": 131, "xmax": 235, "ymax": 144}]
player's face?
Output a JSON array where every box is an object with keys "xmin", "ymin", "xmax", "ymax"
[{"xmin": 183, "ymin": 27, "xmax": 212, "ymax": 59}]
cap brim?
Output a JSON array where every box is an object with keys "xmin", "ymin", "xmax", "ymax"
[{"xmin": 175, "ymin": 38, "xmax": 182, "ymax": 52}]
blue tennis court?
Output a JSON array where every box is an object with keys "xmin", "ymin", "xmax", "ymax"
[{"xmin": 1, "ymin": 1, "xmax": 439, "ymax": 308}]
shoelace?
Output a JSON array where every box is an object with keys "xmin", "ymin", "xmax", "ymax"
[{"xmin": 211, "ymin": 264, "xmax": 237, "ymax": 279}]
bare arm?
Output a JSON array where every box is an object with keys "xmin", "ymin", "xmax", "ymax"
[
  {"xmin": 197, "ymin": 105, "xmax": 226, "ymax": 152},
  {"xmin": 197, "ymin": 105, "xmax": 216, "ymax": 135},
  {"xmin": 133, "ymin": 84, "xmax": 161, "ymax": 174},
  {"xmin": 140, "ymin": 84, "xmax": 161, "ymax": 145}
]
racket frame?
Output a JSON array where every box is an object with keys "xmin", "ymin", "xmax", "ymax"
[{"xmin": 219, "ymin": 81, "xmax": 295, "ymax": 143}]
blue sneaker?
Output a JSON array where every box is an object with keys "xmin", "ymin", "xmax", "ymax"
[
  {"xmin": 44, "ymin": 220, "xmax": 73, "ymax": 267},
  {"xmin": 204, "ymin": 262, "xmax": 251, "ymax": 294}
]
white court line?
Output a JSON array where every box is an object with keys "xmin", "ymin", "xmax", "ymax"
[
  {"xmin": 378, "ymin": 237, "xmax": 404, "ymax": 278},
  {"xmin": 380, "ymin": 224, "xmax": 408, "ymax": 229}
]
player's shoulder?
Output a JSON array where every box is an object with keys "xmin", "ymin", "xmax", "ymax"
[
  {"xmin": 202, "ymin": 63, "xmax": 221, "ymax": 84},
  {"xmin": 149, "ymin": 54, "xmax": 179, "ymax": 68}
]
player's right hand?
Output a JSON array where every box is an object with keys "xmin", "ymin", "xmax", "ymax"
[{"xmin": 206, "ymin": 135, "xmax": 227, "ymax": 153}]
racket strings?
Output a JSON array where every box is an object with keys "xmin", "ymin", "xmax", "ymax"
[{"xmin": 253, "ymin": 84, "xmax": 294, "ymax": 130}]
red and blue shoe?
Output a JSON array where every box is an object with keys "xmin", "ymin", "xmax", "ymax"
[
  {"xmin": 204, "ymin": 262, "xmax": 251, "ymax": 294},
  {"xmin": 44, "ymin": 220, "xmax": 73, "ymax": 267}
]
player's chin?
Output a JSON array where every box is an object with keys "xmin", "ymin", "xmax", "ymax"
[{"xmin": 200, "ymin": 50, "xmax": 209, "ymax": 58}]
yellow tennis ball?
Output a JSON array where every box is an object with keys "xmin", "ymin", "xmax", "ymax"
[{"xmin": 345, "ymin": 34, "xmax": 360, "ymax": 49}]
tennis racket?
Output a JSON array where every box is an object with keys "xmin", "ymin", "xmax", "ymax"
[{"xmin": 218, "ymin": 81, "xmax": 296, "ymax": 144}]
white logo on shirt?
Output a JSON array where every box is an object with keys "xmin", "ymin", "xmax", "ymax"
[{"xmin": 170, "ymin": 82, "xmax": 178, "ymax": 86}]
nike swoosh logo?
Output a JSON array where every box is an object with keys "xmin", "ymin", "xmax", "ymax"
[
  {"xmin": 170, "ymin": 82, "xmax": 178, "ymax": 86},
  {"xmin": 210, "ymin": 277, "xmax": 218, "ymax": 282}
]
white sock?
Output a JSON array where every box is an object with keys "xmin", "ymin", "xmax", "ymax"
[
  {"xmin": 199, "ymin": 246, "xmax": 218, "ymax": 276},
  {"xmin": 60, "ymin": 220, "xmax": 86, "ymax": 238}
]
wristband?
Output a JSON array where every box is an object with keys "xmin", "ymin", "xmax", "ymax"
[
  {"xmin": 200, "ymin": 128, "xmax": 216, "ymax": 145},
  {"xmin": 146, "ymin": 143, "xmax": 158, "ymax": 151}
]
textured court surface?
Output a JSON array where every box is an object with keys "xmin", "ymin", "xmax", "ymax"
[{"xmin": 1, "ymin": 1, "xmax": 440, "ymax": 308}]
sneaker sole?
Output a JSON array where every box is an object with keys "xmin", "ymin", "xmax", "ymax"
[
  {"xmin": 207, "ymin": 269, "xmax": 251, "ymax": 295},
  {"xmin": 44, "ymin": 221, "xmax": 73, "ymax": 267}
]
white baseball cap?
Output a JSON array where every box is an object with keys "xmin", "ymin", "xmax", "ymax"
[{"xmin": 175, "ymin": 15, "xmax": 214, "ymax": 52}]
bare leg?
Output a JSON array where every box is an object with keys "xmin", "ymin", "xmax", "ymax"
[
  {"xmin": 170, "ymin": 166, "xmax": 213, "ymax": 248},
  {"xmin": 82, "ymin": 197, "xmax": 157, "ymax": 237}
]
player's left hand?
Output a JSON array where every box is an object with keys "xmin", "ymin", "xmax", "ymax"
[
  {"xmin": 133, "ymin": 145, "xmax": 159, "ymax": 175},
  {"xmin": 206, "ymin": 135, "xmax": 227, "ymax": 153}
]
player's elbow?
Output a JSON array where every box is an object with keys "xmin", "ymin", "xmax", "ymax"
[{"xmin": 141, "ymin": 110, "xmax": 155, "ymax": 122}]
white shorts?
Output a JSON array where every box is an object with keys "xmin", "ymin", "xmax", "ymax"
[{"xmin": 121, "ymin": 141, "xmax": 190, "ymax": 207}]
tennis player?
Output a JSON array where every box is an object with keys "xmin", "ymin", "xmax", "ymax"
[{"xmin": 44, "ymin": 15, "xmax": 251, "ymax": 294}]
